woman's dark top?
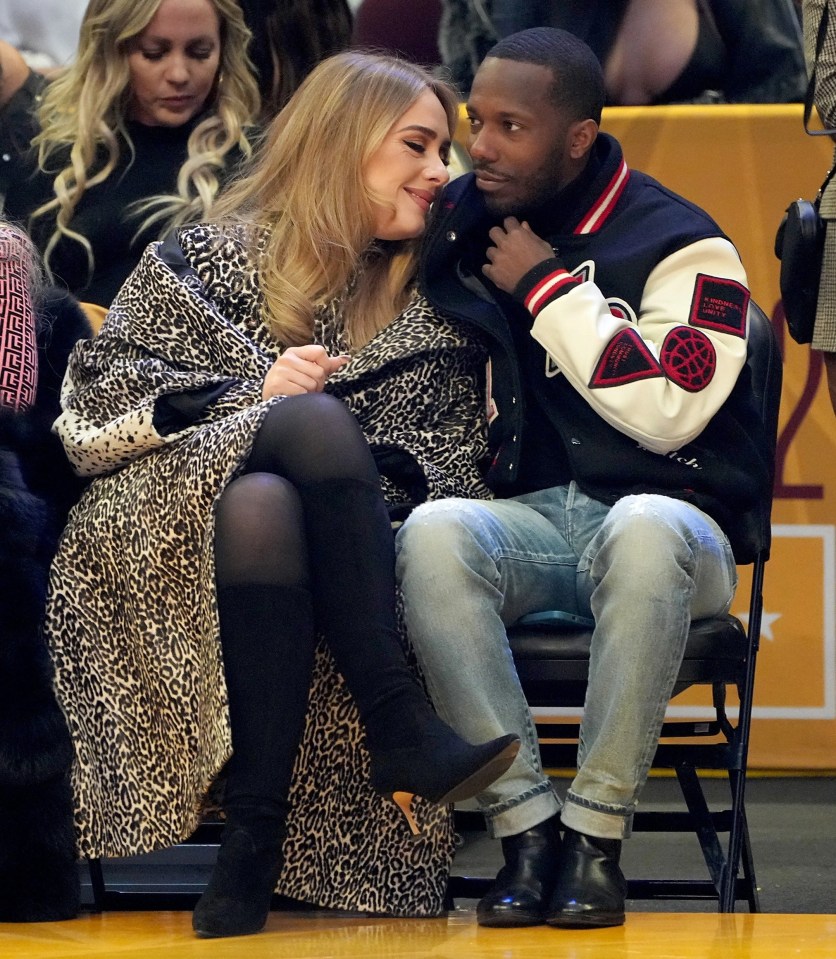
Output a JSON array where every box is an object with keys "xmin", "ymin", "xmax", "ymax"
[{"xmin": 0, "ymin": 72, "xmax": 244, "ymax": 306}]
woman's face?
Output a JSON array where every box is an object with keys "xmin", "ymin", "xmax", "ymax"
[
  {"xmin": 364, "ymin": 89, "xmax": 452, "ymax": 242},
  {"xmin": 126, "ymin": 0, "xmax": 222, "ymax": 127}
]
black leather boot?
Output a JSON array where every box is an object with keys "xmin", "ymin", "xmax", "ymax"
[
  {"xmin": 545, "ymin": 826, "xmax": 627, "ymax": 928},
  {"xmin": 369, "ymin": 714, "xmax": 519, "ymax": 834},
  {"xmin": 192, "ymin": 807, "xmax": 287, "ymax": 938},
  {"xmin": 476, "ymin": 815, "xmax": 562, "ymax": 927},
  {"xmin": 299, "ymin": 476, "xmax": 520, "ymax": 834}
]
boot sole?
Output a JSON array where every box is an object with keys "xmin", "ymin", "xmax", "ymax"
[
  {"xmin": 193, "ymin": 923, "xmax": 266, "ymax": 939},
  {"xmin": 546, "ymin": 911, "xmax": 625, "ymax": 929},
  {"xmin": 434, "ymin": 740, "xmax": 521, "ymax": 804},
  {"xmin": 477, "ymin": 909, "xmax": 547, "ymax": 928}
]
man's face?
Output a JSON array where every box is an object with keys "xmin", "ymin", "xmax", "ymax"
[{"xmin": 466, "ymin": 57, "xmax": 580, "ymax": 217}]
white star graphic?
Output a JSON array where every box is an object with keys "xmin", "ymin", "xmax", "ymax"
[{"xmin": 735, "ymin": 610, "xmax": 781, "ymax": 641}]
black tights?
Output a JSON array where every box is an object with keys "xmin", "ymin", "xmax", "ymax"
[{"xmin": 214, "ymin": 393, "xmax": 424, "ymax": 812}]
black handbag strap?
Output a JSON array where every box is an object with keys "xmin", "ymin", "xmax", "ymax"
[{"xmin": 805, "ymin": 2, "xmax": 836, "ymax": 136}]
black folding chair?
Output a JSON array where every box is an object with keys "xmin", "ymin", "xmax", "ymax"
[{"xmin": 448, "ymin": 300, "xmax": 782, "ymax": 912}]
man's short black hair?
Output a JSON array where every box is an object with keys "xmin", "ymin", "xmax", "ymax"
[{"xmin": 484, "ymin": 27, "xmax": 605, "ymax": 125}]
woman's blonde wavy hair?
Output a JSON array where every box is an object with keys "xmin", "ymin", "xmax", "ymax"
[
  {"xmin": 212, "ymin": 51, "xmax": 459, "ymax": 351},
  {"xmin": 30, "ymin": 0, "xmax": 261, "ymax": 285}
]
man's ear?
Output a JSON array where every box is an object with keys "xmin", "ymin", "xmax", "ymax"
[{"xmin": 568, "ymin": 119, "xmax": 598, "ymax": 160}]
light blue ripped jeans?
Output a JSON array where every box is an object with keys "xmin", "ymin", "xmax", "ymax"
[{"xmin": 394, "ymin": 483, "xmax": 737, "ymax": 841}]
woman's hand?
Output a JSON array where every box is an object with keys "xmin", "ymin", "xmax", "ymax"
[
  {"xmin": 262, "ymin": 345, "xmax": 350, "ymax": 400},
  {"xmin": 482, "ymin": 217, "xmax": 555, "ymax": 294}
]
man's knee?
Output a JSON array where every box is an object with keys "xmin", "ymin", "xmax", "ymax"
[
  {"xmin": 594, "ymin": 494, "xmax": 696, "ymax": 570},
  {"xmin": 397, "ymin": 499, "xmax": 476, "ymax": 557},
  {"xmin": 396, "ymin": 499, "xmax": 489, "ymax": 590}
]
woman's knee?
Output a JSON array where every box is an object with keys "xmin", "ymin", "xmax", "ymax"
[
  {"xmin": 271, "ymin": 392, "xmax": 353, "ymax": 430},
  {"xmin": 218, "ymin": 471, "xmax": 301, "ymax": 521},
  {"xmin": 215, "ymin": 473, "xmax": 307, "ymax": 582},
  {"xmin": 250, "ymin": 394, "xmax": 373, "ymax": 481}
]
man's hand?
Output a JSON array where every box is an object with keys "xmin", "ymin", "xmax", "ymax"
[
  {"xmin": 482, "ymin": 217, "xmax": 555, "ymax": 294},
  {"xmin": 262, "ymin": 345, "xmax": 350, "ymax": 400}
]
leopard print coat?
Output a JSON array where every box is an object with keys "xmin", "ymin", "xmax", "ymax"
[{"xmin": 45, "ymin": 225, "xmax": 492, "ymax": 917}]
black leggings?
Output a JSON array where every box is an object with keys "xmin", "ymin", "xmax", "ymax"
[{"xmin": 214, "ymin": 393, "xmax": 424, "ymax": 811}]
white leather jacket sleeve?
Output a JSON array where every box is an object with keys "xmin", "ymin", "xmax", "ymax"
[{"xmin": 529, "ymin": 236, "xmax": 749, "ymax": 454}]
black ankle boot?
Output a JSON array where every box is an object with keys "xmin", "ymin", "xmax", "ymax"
[
  {"xmin": 367, "ymin": 712, "xmax": 519, "ymax": 835},
  {"xmin": 545, "ymin": 826, "xmax": 627, "ymax": 928},
  {"xmin": 192, "ymin": 809, "xmax": 286, "ymax": 938},
  {"xmin": 476, "ymin": 816, "xmax": 562, "ymax": 927}
]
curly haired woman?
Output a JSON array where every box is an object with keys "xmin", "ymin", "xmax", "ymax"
[{"xmin": 0, "ymin": 0, "xmax": 260, "ymax": 307}]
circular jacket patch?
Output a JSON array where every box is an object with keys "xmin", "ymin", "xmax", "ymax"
[{"xmin": 660, "ymin": 327, "xmax": 716, "ymax": 392}]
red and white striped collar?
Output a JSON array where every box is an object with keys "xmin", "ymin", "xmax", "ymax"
[{"xmin": 574, "ymin": 157, "xmax": 630, "ymax": 235}]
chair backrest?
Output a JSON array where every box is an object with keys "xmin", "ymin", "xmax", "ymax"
[
  {"xmin": 745, "ymin": 299, "xmax": 783, "ymax": 479},
  {"xmin": 728, "ymin": 299, "xmax": 783, "ymax": 563}
]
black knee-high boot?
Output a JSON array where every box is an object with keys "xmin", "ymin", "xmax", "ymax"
[
  {"xmin": 298, "ymin": 477, "xmax": 519, "ymax": 831},
  {"xmin": 240, "ymin": 397, "xmax": 517, "ymax": 828},
  {"xmin": 192, "ymin": 584, "xmax": 316, "ymax": 939}
]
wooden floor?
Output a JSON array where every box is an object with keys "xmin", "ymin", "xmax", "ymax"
[{"xmin": 2, "ymin": 910, "xmax": 836, "ymax": 958}]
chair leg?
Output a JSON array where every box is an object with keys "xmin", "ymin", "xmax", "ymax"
[
  {"xmin": 675, "ymin": 763, "xmax": 726, "ymax": 893},
  {"xmin": 721, "ymin": 768, "xmax": 757, "ymax": 913},
  {"xmin": 739, "ymin": 813, "xmax": 761, "ymax": 912},
  {"xmin": 87, "ymin": 858, "xmax": 106, "ymax": 913}
]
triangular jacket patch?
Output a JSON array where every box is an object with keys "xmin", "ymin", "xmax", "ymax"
[{"xmin": 590, "ymin": 328, "xmax": 663, "ymax": 388}]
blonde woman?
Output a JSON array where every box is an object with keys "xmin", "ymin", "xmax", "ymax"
[
  {"xmin": 0, "ymin": 0, "xmax": 260, "ymax": 307},
  {"xmin": 46, "ymin": 52, "xmax": 519, "ymax": 938}
]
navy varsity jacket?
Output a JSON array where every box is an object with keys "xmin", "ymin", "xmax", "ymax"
[{"xmin": 418, "ymin": 133, "xmax": 773, "ymax": 562}]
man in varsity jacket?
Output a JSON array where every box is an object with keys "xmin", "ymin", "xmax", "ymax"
[{"xmin": 395, "ymin": 27, "xmax": 773, "ymax": 930}]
